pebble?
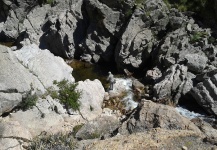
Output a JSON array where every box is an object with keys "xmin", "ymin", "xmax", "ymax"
[{"xmin": 182, "ymin": 146, "xmax": 188, "ymax": 150}]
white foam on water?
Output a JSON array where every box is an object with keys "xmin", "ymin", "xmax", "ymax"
[
  {"xmin": 175, "ymin": 106, "xmax": 205, "ymax": 119},
  {"xmin": 115, "ymin": 78, "xmax": 138, "ymax": 110}
]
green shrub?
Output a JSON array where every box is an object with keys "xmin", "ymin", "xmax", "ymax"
[
  {"xmin": 43, "ymin": 87, "xmax": 59, "ymax": 99},
  {"xmin": 54, "ymin": 79, "xmax": 81, "ymax": 111},
  {"xmin": 20, "ymin": 92, "xmax": 38, "ymax": 111},
  {"xmin": 190, "ymin": 31, "xmax": 208, "ymax": 43}
]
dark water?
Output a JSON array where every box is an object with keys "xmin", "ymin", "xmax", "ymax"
[
  {"xmin": 69, "ymin": 59, "xmax": 122, "ymax": 88},
  {"xmin": 0, "ymin": 42, "xmax": 14, "ymax": 47}
]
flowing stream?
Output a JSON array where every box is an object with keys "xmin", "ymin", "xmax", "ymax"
[
  {"xmin": 69, "ymin": 59, "xmax": 215, "ymax": 121},
  {"xmin": 69, "ymin": 60, "xmax": 138, "ymax": 111},
  {"xmin": 112, "ymin": 78, "xmax": 138, "ymax": 111}
]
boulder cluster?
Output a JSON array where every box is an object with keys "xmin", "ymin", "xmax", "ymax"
[{"xmin": 1, "ymin": 0, "xmax": 217, "ymax": 149}]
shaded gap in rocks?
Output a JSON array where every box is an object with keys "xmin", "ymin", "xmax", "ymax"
[
  {"xmin": 178, "ymin": 93, "xmax": 209, "ymax": 115},
  {"xmin": 72, "ymin": 1, "xmax": 90, "ymax": 59},
  {"xmin": 1, "ymin": 112, "xmax": 10, "ymax": 117},
  {"xmin": 69, "ymin": 59, "xmax": 119, "ymax": 87},
  {"xmin": 0, "ymin": 1, "xmax": 10, "ymax": 23}
]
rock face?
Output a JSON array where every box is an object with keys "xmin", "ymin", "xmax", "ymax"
[
  {"xmin": 115, "ymin": 0, "xmax": 168, "ymax": 70},
  {"xmin": 153, "ymin": 64, "xmax": 194, "ymax": 104},
  {"xmin": 0, "ymin": 0, "xmax": 38, "ymax": 41},
  {"xmin": 14, "ymin": 44, "xmax": 75, "ymax": 89},
  {"xmin": 119, "ymin": 100, "xmax": 200, "ymax": 135},
  {"xmin": 1, "ymin": 0, "xmax": 217, "ymax": 117},
  {"xmin": 8, "ymin": 96, "xmax": 85, "ymax": 137},
  {"xmin": 190, "ymin": 73, "xmax": 217, "ymax": 115},
  {"xmin": 75, "ymin": 115, "xmax": 119, "ymax": 140},
  {"xmin": 0, "ymin": 44, "xmax": 74, "ymax": 115},
  {"xmin": 76, "ymin": 79, "xmax": 105, "ymax": 120},
  {"xmin": 0, "ymin": 45, "xmax": 45, "ymax": 115}
]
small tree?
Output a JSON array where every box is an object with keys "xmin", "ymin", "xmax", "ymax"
[{"xmin": 54, "ymin": 79, "xmax": 81, "ymax": 111}]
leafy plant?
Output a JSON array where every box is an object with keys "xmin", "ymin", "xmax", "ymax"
[
  {"xmin": 53, "ymin": 79, "xmax": 81, "ymax": 111},
  {"xmin": 20, "ymin": 92, "xmax": 38, "ymax": 111},
  {"xmin": 190, "ymin": 31, "xmax": 208, "ymax": 43}
]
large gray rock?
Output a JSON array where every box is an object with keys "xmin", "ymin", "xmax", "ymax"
[
  {"xmin": 0, "ymin": 0, "xmax": 38, "ymax": 41},
  {"xmin": 75, "ymin": 115, "xmax": 119, "ymax": 140},
  {"xmin": 0, "ymin": 93, "xmax": 22, "ymax": 115},
  {"xmin": 190, "ymin": 73, "xmax": 217, "ymax": 116},
  {"xmin": 0, "ymin": 45, "xmax": 45, "ymax": 115},
  {"xmin": 0, "ymin": 44, "xmax": 74, "ymax": 116},
  {"xmin": 0, "ymin": 120, "xmax": 32, "ymax": 140},
  {"xmin": 1, "ymin": 0, "xmax": 86, "ymax": 58},
  {"xmin": 157, "ymin": 27, "xmax": 209, "ymax": 70},
  {"xmin": 0, "ymin": 119, "xmax": 33, "ymax": 150},
  {"xmin": 119, "ymin": 100, "xmax": 200, "ymax": 135},
  {"xmin": 153, "ymin": 64, "xmax": 193, "ymax": 104},
  {"xmin": 9, "ymin": 96, "xmax": 73, "ymax": 137},
  {"xmin": 14, "ymin": 44, "xmax": 75, "ymax": 89},
  {"xmin": 38, "ymin": 0, "xmax": 87, "ymax": 58},
  {"xmin": 0, "ymin": 45, "xmax": 45, "ymax": 94},
  {"xmin": 185, "ymin": 53, "xmax": 208, "ymax": 73},
  {"xmin": 79, "ymin": 0, "xmax": 129, "ymax": 63},
  {"xmin": 115, "ymin": 0, "xmax": 169, "ymax": 71},
  {"xmin": 76, "ymin": 79, "xmax": 105, "ymax": 121},
  {"xmin": 0, "ymin": 138, "xmax": 22, "ymax": 150}
]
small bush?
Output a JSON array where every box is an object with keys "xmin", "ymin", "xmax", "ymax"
[
  {"xmin": 27, "ymin": 132, "xmax": 77, "ymax": 150},
  {"xmin": 43, "ymin": 87, "xmax": 58, "ymax": 99},
  {"xmin": 190, "ymin": 31, "xmax": 208, "ymax": 43},
  {"xmin": 20, "ymin": 92, "xmax": 38, "ymax": 111},
  {"xmin": 54, "ymin": 79, "xmax": 81, "ymax": 111}
]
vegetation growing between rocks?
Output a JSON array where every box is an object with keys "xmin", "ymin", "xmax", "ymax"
[
  {"xmin": 52, "ymin": 79, "xmax": 81, "ymax": 111},
  {"xmin": 27, "ymin": 132, "xmax": 77, "ymax": 150},
  {"xmin": 19, "ymin": 85, "xmax": 38, "ymax": 111},
  {"xmin": 163, "ymin": 0, "xmax": 216, "ymax": 24},
  {"xmin": 190, "ymin": 31, "xmax": 208, "ymax": 43},
  {"xmin": 20, "ymin": 93, "xmax": 38, "ymax": 111}
]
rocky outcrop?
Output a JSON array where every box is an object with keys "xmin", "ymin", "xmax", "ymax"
[
  {"xmin": 0, "ymin": 120, "xmax": 32, "ymax": 150},
  {"xmin": 79, "ymin": 0, "xmax": 121, "ymax": 62},
  {"xmin": 0, "ymin": 44, "xmax": 74, "ymax": 115},
  {"xmin": 8, "ymin": 96, "xmax": 85, "ymax": 137},
  {"xmin": 0, "ymin": 79, "xmax": 106, "ymax": 147},
  {"xmin": 119, "ymin": 100, "xmax": 200, "ymax": 135},
  {"xmin": 38, "ymin": 0, "xmax": 87, "ymax": 58},
  {"xmin": 0, "ymin": 0, "xmax": 87, "ymax": 58},
  {"xmin": 153, "ymin": 64, "xmax": 194, "ymax": 104},
  {"xmin": 0, "ymin": 0, "xmax": 38, "ymax": 41},
  {"xmin": 75, "ymin": 115, "xmax": 119, "ymax": 140},
  {"xmin": 14, "ymin": 44, "xmax": 74, "ymax": 89},
  {"xmin": 0, "ymin": 45, "xmax": 45, "ymax": 115},
  {"xmin": 76, "ymin": 79, "xmax": 105, "ymax": 120},
  {"xmin": 115, "ymin": 0, "xmax": 169, "ymax": 70},
  {"xmin": 190, "ymin": 73, "xmax": 217, "ymax": 115}
]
